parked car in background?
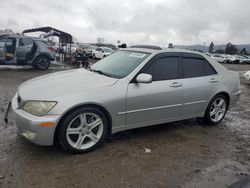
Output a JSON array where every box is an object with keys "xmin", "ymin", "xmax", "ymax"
[
  {"xmin": 210, "ymin": 54, "xmax": 227, "ymax": 63},
  {"xmin": 244, "ymin": 71, "xmax": 250, "ymax": 83},
  {"xmin": 92, "ymin": 47, "xmax": 114, "ymax": 59},
  {"xmin": 235, "ymin": 55, "xmax": 250, "ymax": 64},
  {"xmin": 226, "ymin": 55, "xmax": 239, "ymax": 64},
  {"xmin": 0, "ymin": 35, "xmax": 55, "ymax": 69},
  {"xmin": 78, "ymin": 44, "xmax": 96, "ymax": 57},
  {"xmin": 10, "ymin": 47, "xmax": 241, "ymax": 153}
]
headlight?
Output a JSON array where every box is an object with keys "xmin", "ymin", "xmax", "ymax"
[{"xmin": 23, "ymin": 101, "xmax": 57, "ymax": 116}]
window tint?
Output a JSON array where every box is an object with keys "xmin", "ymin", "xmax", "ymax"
[
  {"xmin": 143, "ymin": 57, "xmax": 179, "ymax": 81},
  {"xmin": 5, "ymin": 38, "xmax": 14, "ymax": 47},
  {"xmin": 0, "ymin": 37, "xmax": 6, "ymax": 46},
  {"xmin": 19, "ymin": 38, "xmax": 33, "ymax": 46},
  {"xmin": 182, "ymin": 57, "xmax": 216, "ymax": 78},
  {"xmin": 0, "ymin": 37, "xmax": 6, "ymax": 43},
  {"xmin": 204, "ymin": 60, "xmax": 217, "ymax": 75}
]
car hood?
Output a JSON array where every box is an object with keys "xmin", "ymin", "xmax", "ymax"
[{"xmin": 18, "ymin": 69, "xmax": 118, "ymax": 100}]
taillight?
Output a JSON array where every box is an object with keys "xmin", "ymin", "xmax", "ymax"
[{"xmin": 48, "ymin": 47, "xmax": 55, "ymax": 52}]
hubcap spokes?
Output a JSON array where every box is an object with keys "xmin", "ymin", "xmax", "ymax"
[
  {"xmin": 66, "ymin": 113, "xmax": 103, "ymax": 150},
  {"xmin": 37, "ymin": 57, "xmax": 48, "ymax": 68},
  {"xmin": 210, "ymin": 98, "xmax": 226, "ymax": 122}
]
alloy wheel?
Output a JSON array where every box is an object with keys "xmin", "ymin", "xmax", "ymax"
[
  {"xmin": 66, "ymin": 113, "xmax": 104, "ymax": 150},
  {"xmin": 210, "ymin": 97, "xmax": 227, "ymax": 123},
  {"xmin": 36, "ymin": 56, "xmax": 50, "ymax": 69}
]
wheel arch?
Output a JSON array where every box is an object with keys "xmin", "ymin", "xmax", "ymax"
[
  {"xmin": 34, "ymin": 53, "xmax": 55, "ymax": 62},
  {"xmin": 53, "ymin": 103, "xmax": 113, "ymax": 145},
  {"xmin": 210, "ymin": 91, "xmax": 230, "ymax": 110}
]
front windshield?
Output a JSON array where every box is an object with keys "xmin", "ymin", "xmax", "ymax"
[
  {"xmin": 103, "ymin": 48, "xmax": 113, "ymax": 53},
  {"xmin": 91, "ymin": 50, "xmax": 150, "ymax": 78}
]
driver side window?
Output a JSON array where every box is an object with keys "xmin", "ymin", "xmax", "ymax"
[{"xmin": 142, "ymin": 56, "xmax": 180, "ymax": 81}]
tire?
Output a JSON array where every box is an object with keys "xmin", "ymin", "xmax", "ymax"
[
  {"xmin": 34, "ymin": 56, "xmax": 50, "ymax": 70},
  {"xmin": 58, "ymin": 107, "xmax": 108, "ymax": 154},
  {"xmin": 204, "ymin": 94, "xmax": 228, "ymax": 125},
  {"xmin": 92, "ymin": 54, "xmax": 96, "ymax": 60}
]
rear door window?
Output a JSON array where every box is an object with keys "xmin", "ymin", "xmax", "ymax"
[
  {"xmin": 19, "ymin": 38, "xmax": 33, "ymax": 46},
  {"xmin": 181, "ymin": 54, "xmax": 217, "ymax": 78}
]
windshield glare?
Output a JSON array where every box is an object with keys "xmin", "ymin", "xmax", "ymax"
[{"xmin": 91, "ymin": 50, "xmax": 150, "ymax": 78}]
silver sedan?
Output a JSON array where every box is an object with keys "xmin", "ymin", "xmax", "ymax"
[{"xmin": 11, "ymin": 48, "xmax": 241, "ymax": 153}]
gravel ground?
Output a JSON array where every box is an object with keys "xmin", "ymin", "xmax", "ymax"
[{"xmin": 0, "ymin": 64, "xmax": 249, "ymax": 188}]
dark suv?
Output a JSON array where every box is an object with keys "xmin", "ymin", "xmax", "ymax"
[{"xmin": 0, "ymin": 35, "xmax": 55, "ymax": 70}]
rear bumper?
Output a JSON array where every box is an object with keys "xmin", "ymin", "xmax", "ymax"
[
  {"xmin": 229, "ymin": 90, "xmax": 241, "ymax": 108},
  {"xmin": 11, "ymin": 94, "xmax": 60, "ymax": 146}
]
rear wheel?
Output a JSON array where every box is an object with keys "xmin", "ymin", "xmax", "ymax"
[
  {"xmin": 58, "ymin": 107, "xmax": 108, "ymax": 153},
  {"xmin": 34, "ymin": 56, "xmax": 50, "ymax": 70},
  {"xmin": 204, "ymin": 94, "xmax": 228, "ymax": 125}
]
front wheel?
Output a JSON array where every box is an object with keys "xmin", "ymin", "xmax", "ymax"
[
  {"xmin": 58, "ymin": 107, "xmax": 108, "ymax": 153},
  {"xmin": 204, "ymin": 94, "xmax": 228, "ymax": 125},
  {"xmin": 34, "ymin": 56, "xmax": 50, "ymax": 70}
]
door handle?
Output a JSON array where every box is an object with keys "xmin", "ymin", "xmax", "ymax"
[
  {"xmin": 170, "ymin": 82, "xmax": 183, "ymax": 88},
  {"xmin": 210, "ymin": 78, "xmax": 219, "ymax": 83}
]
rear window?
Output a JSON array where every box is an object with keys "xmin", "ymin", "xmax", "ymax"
[{"xmin": 19, "ymin": 38, "xmax": 33, "ymax": 46}]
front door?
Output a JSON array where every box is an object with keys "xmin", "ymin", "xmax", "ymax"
[
  {"xmin": 4, "ymin": 37, "xmax": 17, "ymax": 64},
  {"xmin": 126, "ymin": 53, "xmax": 184, "ymax": 128},
  {"xmin": 0, "ymin": 37, "xmax": 6, "ymax": 63}
]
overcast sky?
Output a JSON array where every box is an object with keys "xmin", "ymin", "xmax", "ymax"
[{"xmin": 0, "ymin": 0, "xmax": 249, "ymax": 46}]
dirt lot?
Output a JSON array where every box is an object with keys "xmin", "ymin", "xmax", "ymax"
[{"xmin": 0, "ymin": 64, "xmax": 249, "ymax": 188}]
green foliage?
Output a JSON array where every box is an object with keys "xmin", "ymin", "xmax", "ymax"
[
  {"xmin": 209, "ymin": 42, "xmax": 214, "ymax": 53},
  {"xmin": 225, "ymin": 43, "xmax": 238, "ymax": 55}
]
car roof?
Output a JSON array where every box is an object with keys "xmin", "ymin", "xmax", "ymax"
[
  {"xmin": 121, "ymin": 47, "xmax": 206, "ymax": 56},
  {"xmin": 2, "ymin": 34, "xmax": 40, "ymax": 40}
]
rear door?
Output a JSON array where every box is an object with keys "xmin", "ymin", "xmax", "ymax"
[
  {"xmin": 180, "ymin": 53, "xmax": 219, "ymax": 116},
  {"xmin": 0, "ymin": 37, "xmax": 6, "ymax": 63}
]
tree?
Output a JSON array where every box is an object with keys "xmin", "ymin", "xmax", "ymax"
[
  {"xmin": 225, "ymin": 43, "xmax": 238, "ymax": 55},
  {"xmin": 208, "ymin": 42, "xmax": 214, "ymax": 53},
  {"xmin": 214, "ymin": 49, "xmax": 224, "ymax": 54},
  {"xmin": 0, "ymin": 29, "xmax": 16, "ymax": 35},
  {"xmin": 240, "ymin": 48, "xmax": 249, "ymax": 55},
  {"xmin": 96, "ymin": 37, "xmax": 104, "ymax": 46}
]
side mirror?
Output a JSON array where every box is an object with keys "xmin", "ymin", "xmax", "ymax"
[{"xmin": 136, "ymin": 73, "xmax": 152, "ymax": 84}]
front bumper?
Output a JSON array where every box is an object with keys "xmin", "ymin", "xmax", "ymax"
[{"xmin": 11, "ymin": 94, "xmax": 60, "ymax": 146}]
